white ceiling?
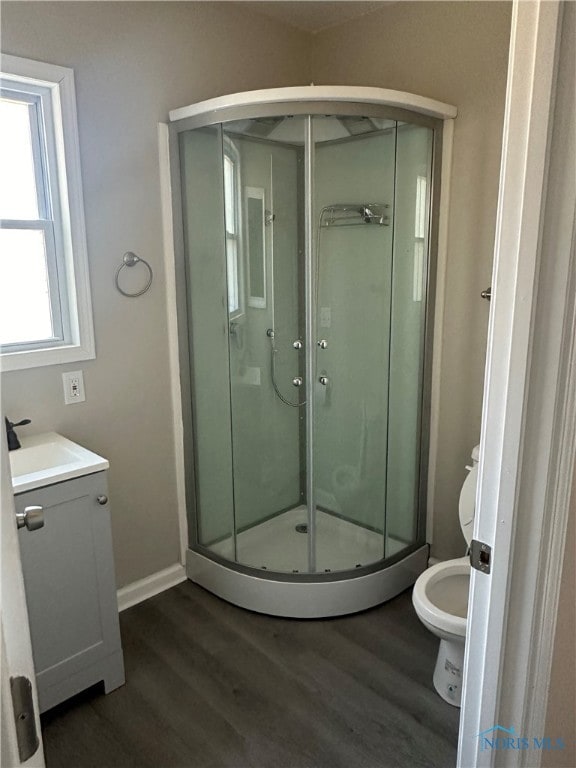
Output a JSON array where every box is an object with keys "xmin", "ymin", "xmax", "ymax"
[{"xmin": 238, "ymin": 2, "xmax": 390, "ymax": 34}]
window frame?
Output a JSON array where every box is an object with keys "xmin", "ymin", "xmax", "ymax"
[
  {"xmin": 0, "ymin": 55, "xmax": 95, "ymax": 371},
  {"xmin": 1, "ymin": 85, "xmax": 69, "ymax": 349}
]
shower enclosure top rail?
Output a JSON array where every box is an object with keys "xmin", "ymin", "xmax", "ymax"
[{"xmin": 169, "ymin": 85, "xmax": 457, "ymax": 123}]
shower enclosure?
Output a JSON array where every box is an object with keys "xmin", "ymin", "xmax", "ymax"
[{"xmin": 169, "ymin": 87, "xmax": 455, "ymax": 617}]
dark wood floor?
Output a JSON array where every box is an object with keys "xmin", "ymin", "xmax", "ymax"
[{"xmin": 41, "ymin": 581, "xmax": 460, "ymax": 768}]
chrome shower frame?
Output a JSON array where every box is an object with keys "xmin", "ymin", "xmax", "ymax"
[{"xmin": 168, "ymin": 88, "xmax": 454, "ymax": 618}]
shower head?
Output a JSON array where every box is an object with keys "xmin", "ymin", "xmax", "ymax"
[
  {"xmin": 337, "ymin": 116, "xmax": 380, "ymax": 136},
  {"xmin": 246, "ymin": 117, "xmax": 284, "ymax": 137}
]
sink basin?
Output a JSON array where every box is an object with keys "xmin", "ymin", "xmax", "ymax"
[
  {"xmin": 10, "ymin": 441, "xmax": 80, "ymax": 476},
  {"xmin": 10, "ymin": 432, "xmax": 109, "ymax": 494}
]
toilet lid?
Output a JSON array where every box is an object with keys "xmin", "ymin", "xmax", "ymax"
[{"xmin": 459, "ymin": 464, "xmax": 478, "ymax": 545}]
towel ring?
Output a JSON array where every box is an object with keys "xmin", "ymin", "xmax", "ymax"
[{"xmin": 115, "ymin": 252, "xmax": 153, "ymax": 297}]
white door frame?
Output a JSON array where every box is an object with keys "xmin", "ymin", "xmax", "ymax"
[
  {"xmin": 458, "ymin": 1, "xmax": 574, "ymax": 765},
  {"xmin": 1, "ymin": 437, "xmax": 45, "ymax": 767}
]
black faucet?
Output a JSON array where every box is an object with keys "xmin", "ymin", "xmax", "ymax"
[{"xmin": 5, "ymin": 418, "xmax": 31, "ymax": 451}]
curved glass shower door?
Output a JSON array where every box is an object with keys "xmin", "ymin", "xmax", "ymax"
[
  {"xmin": 311, "ymin": 115, "xmax": 396, "ymax": 572},
  {"xmin": 384, "ymin": 122, "xmax": 433, "ymax": 557},
  {"xmin": 221, "ymin": 116, "xmax": 308, "ymax": 573},
  {"xmin": 312, "ymin": 117, "xmax": 434, "ymax": 571},
  {"xmin": 178, "ymin": 107, "xmax": 435, "ymax": 578},
  {"xmin": 180, "ymin": 117, "xmax": 314, "ymax": 573}
]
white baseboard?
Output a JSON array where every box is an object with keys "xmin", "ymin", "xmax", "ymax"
[{"xmin": 117, "ymin": 563, "xmax": 187, "ymax": 612}]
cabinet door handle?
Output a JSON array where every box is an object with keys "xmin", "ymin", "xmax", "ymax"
[
  {"xmin": 97, "ymin": 495, "xmax": 108, "ymax": 506},
  {"xmin": 16, "ymin": 506, "xmax": 44, "ymax": 532}
]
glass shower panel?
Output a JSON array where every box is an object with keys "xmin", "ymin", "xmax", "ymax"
[
  {"xmin": 179, "ymin": 125, "xmax": 235, "ymax": 558},
  {"xmin": 385, "ymin": 123, "xmax": 433, "ymax": 557},
  {"xmin": 312, "ymin": 116, "xmax": 397, "ymax": 572},
  {"xmin": 222, "ymin": 117, "xmax": 307, "ymax": 572}
]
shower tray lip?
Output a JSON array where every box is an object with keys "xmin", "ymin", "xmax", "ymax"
[
  {"xmin": 192, "ymin": 535, "xmax": 424, "ymax": 584},
  {"xmin": 169, "ymin": 85, "xmax": 457, "ymax": 124},
  {"xmin": 186, "ymin": 544, "xmax": 429, "ymax": 619}
]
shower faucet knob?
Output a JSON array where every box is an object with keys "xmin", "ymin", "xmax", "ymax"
[
  {"xmin": 292, "ymin": 340, "xmax": 303, "ymax": 349},
  {"xmin": 292, "ymin": 377, "xmax": 303, "ymax": 387},
  {"xmin": 317, "ymin": 340, "xmax": 328, "ymax": 349},
  {"xmin": 319, "ymin": 376, "xmax": 329, "ymax": 386}
]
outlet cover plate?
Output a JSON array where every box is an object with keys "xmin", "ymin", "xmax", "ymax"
[{"xmin": 62, "ymin": 370, "xmax": 85, "ymax": 405}]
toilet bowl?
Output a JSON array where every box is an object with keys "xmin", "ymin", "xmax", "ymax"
[{"xmin": 412, "ymin": 445, "xmax": 479, "ymax": 707}]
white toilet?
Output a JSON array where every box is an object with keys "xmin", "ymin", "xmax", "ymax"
[{"xmin": 412, "ymin": 445, "xmax": 479, "ymax": 707}]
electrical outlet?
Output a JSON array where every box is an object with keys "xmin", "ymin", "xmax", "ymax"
[{"xmin": 62, "ymin": 370, "xmax": 86, "ymax": 405}]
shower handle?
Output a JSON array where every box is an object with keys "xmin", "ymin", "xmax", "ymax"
[
  {"xmin": 292, "ymin": 340, "xmax": 303, "ymax": 349},
  {"xmin": 317, "ymin": 340, "xmax": 328, "ymax": 349},
  {"xmin": 292, "ymin": 377, "xmax": 303, "ymax": 387},
  {"xmin": 319, "ymin": 376, "xmax": 329, "ymax": 386}
]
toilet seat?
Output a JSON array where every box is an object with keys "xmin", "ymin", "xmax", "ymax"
[{"xmin": 412, "ymin": 557, "xmax": 470, "ymax": 638}]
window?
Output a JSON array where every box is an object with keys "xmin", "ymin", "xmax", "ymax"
[
  {"xmin": 223, "ymin": 141, "xmax": 243, "ymax": 317},
  {"xmin": 0, "ymin": 56, "xmax": 94, "ymax": 371}
]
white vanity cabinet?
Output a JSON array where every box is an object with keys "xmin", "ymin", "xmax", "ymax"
[{"xmin": 14, "ymin": 471, "xmax": 125, "ymax": 712}]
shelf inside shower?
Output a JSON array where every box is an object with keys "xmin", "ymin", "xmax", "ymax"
[
  {"xmin": 320, "ymin": 203, "xmax": 390, "ymax": 227},
  {"xmin": 208, "ymin": 506, "xmax": 406, "ymax": 574}
]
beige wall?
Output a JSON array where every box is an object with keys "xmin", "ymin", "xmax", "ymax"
[
  {"xmin": 311, "ymin": 1, "xmax": 512, "ymax": 559},
  {"xmin": 1, "ymin": 2, "xmax": 309, "ymax": 587},
  {"xmin": 543, "ymin": 6, "xmax": 576, "ymax": 764},
  {"xmin": 2, "ymin": 1, "xmax": 512, "ymax": 585}
]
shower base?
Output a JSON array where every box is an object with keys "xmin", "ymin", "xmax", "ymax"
[
  {"xmin": 209, "ymin": 506, "xmax": 406, "ymax": 573},
  {"xmin": 186, "ymin": 506, "xmax": 428, "ymax": 618}
]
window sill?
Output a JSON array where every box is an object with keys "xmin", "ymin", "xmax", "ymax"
[{"xmin": 1, "ymin": 340, "xmax": 95, "ymax": 373}]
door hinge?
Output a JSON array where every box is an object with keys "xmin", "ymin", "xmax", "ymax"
[
  {"xmin": 470, "ymin": 539, "xmax": 492, "ymax": 574},
  {"xmin": 10, "ymin": 676, "xmax": 39, "ymax": 762}
]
